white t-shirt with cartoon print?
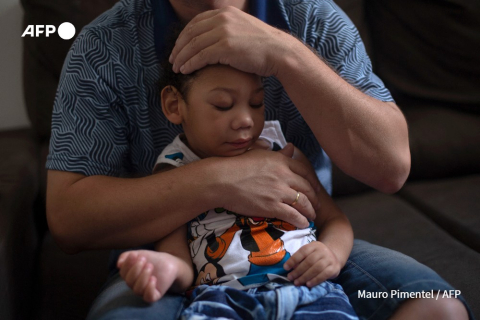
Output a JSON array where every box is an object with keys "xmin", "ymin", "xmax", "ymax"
[{"xmin": 154, "ymin": 121, "xmax": 317, "ymax": 290}]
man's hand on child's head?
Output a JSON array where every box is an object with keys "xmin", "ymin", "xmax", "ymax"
[
  {"xmin": 169, "ymin": 6, "xmax": 288, "ymax": 77},
  {"xmin": 283, "ymin": 241, "xmax": 341, "ymax": 288}
]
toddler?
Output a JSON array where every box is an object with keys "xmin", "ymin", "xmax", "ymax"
[{"xmin": 117, "ymin": 48, "xmax": 358, "ymax": 319}]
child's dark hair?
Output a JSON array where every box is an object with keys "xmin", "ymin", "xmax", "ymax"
[{"xmin": 158, "ymin": 24, "xmax": 199, "ymax": 102}]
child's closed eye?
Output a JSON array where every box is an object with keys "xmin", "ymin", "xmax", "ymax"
[
  {"xmin": 250, "ymin": 102, "xmax": 264, "ymax": 109},
  {"xmin": 213, "ymin": 104, "xmax": 234, "ymax": 111}
]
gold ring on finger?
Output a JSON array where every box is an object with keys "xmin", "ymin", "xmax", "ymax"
[{"xmin": 291, "ymin": 191, "xmax": 300, "ymax": 206}]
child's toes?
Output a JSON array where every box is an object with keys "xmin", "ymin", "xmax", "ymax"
[
  {"xmin": 119, "ymin": 251, "xmax": 140, "ymax": 273},
  {"xmin": 117, "ymin": 252, "xmax": 129, "ymax": 268},
  {"xmin": 133, "ymin": 262, "xmax": 153, "ymax": 296},
  {"xmin": 144, "ymin": 276, "xmax": 161, "ymax": 303},
  {"xmin": 125, "ymin": 256, "xmax": 147, "ymax": 285},
  {"xmin": 119, "ymin": 253, "xmax": 139, "ymax": 280}
]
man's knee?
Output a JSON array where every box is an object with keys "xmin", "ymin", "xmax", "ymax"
[
  {"xmin": 430, "ymin": 297, "xmax": 469, "ymax": 320},
  {"xmin": 392, "ymin": 295, "xmax": 469, "ymax": 320}
]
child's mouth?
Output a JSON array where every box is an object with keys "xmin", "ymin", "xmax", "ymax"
[{"xmin": 228, "ymin": 138, "xmax": 252, "ymax": 149}]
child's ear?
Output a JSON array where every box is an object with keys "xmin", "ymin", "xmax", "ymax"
[{"xmin": 161, "ymin": 85, "xmax": 184, "ymax": 125}]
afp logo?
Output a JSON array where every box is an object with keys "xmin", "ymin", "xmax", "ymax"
[{"xmin": 21, "ymin": 22, "xmax": 76, "ymax": 40}]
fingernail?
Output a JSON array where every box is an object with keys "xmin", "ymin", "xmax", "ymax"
[
  {"xmin": 180, "ymin": 65, "xmax": 185, "ymax": 73},
  {"xmin": 172, "ymin": 63, "xmax": 177, "ymax": 72}
]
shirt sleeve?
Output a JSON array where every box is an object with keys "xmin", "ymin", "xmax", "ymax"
[
  {"xmin": 258, "ymin": 120, "xmax": 288, "ymax": 150},
  {"xmin": 46, "ymin": 27, "xmax": 130, "ymax": 177},
  {"xmin": 153, "ymin": 135, "xmax": 201, "ymax": 172},
  {"xmin": 285, "ymin": 0, "xmax": 394, "ymax": 102}
]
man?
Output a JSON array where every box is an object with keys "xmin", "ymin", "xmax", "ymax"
[{"xmin": 46, "ymin": 0, "xmax": 469, "ymax": 319}]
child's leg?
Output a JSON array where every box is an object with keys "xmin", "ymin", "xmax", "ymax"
[
  {"xmin": 117, "ymin": 250, "xmax": 181, "ymax": 302},
  {"xmin": 117, "ymin": 225, "xmax": 193, "ymax": 302}
]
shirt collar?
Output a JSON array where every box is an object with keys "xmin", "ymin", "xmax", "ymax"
[{"xmin": 153, "ymin": 0, "xmax": 290, "ymax": 62}]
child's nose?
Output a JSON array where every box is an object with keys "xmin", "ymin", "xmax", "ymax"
[{"xmin": 231, "ymin": 109, "xmax": 254, "ymax": 130}]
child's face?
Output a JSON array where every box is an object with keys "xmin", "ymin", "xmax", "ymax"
[{"xmin": 179, "ymin": 65, "xmax": 265, "ymax": 158}]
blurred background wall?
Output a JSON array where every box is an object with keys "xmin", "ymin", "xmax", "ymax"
[{"xmin": 0, "ymin": 0, "xmax": 30, "ymax": 130}]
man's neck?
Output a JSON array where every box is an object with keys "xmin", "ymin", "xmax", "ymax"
[{"xmin": 168, "ymin": 0, "xmax": 249, "ymax": 23}]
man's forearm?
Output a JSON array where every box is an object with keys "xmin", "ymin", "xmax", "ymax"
[
  {"xmin": 275, "ymin": 34, "xmax": 411, "ymax": 193},
  {"xmin": 47, "ymin": 158, "xmax": 220, "ymax": 253},
  {"xmin": 48, "ymin": 145, "xmax": 323, "ymax": 254}
]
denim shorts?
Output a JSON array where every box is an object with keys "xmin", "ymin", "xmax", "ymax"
[
  {"xmin": 182, "ymin": 281, "xmax": 358, "ymax": 320},
  {"xmin": 87, "ymin": 240, "xmax": 474, "ymax": 320}
]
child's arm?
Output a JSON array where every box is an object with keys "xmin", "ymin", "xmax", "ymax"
[
  {"xmin": 154, "ymin": 224, "xmax": 195, "ymax": 294},
  {"xmin": 283, "ymin": 144, "xmax": 354, "ymax": 287},
  {"xmin": 117, "ymin": 166, "xmax": 194, "ymax": 302}
]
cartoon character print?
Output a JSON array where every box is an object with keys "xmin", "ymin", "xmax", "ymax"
[
  {"xmin": 196, "ymin": 262, "xmax": 224, "ymax": 286},
  {"xmin": 188, "ymin": 211, "xmax": 209, "ymax": 259},
  {"xmin": 192, "ymin": 208, "xmax": 297, "ymax": 286}
]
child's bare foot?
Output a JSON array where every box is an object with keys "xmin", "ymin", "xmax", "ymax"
[{"xmin": 117, "ymin": 250, "xmax": 180, "ymax": 302}]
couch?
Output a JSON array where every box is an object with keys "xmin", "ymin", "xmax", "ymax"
[{"xmin": 1, "ymin": 0, "xmax": 478, "ymax": 319}]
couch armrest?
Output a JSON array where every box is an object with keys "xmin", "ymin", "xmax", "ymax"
[{"xmin": 0, "ymin": 129, "xmax": 40, "ymax": 320}]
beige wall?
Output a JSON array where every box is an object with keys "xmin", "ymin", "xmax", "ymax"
[{"xmin": 0, "ymin": 0, "xmax": 30, "ymax": 130}]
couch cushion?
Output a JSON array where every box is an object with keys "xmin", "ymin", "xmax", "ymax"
[
  {"xmin": 335, "ymin": 191, "xmax": 480, "ymax": 317},
  {"xmin": 403, "ymin": 104, "xmax": 480, "ymax": 180},
  {"xmin": 35, "ymin": 233, "xmax": 111, "ymax": 320},
  {"xmin": 366, "ymin": 0, "xmax": 480, "ymax": 112},
  {"xmin": 332, "ymin": 163, "xmax": 372, "ymax": 197},
  {"xmin": 399, "ymin": 175, "xmax": 480, "ymax": 253},
  {"xmin": 0, "ymin": 129, "xmax": 39, "ymax": 320}
]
